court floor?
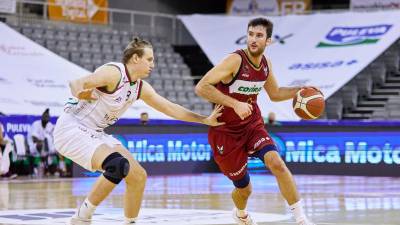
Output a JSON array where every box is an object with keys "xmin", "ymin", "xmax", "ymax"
[{"xmin": 0, "ymin": 173, "xmax": 399, "ymax": 225}]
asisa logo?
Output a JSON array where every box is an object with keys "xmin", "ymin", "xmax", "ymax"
[{"xmin": 317, "ymin": 24, "xmax": 392, "ymax": 47}]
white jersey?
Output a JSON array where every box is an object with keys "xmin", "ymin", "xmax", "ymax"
[
  {"xmin": 29, "ymin": 120, "xmax": 54, "ymax": 140},
  {"xmin": 64, "ymin": 62, "xmax": 143, "ymax": 130},
  {"xmin": 27, "ymin": 120, "xmax": 55, "ymax": 153}
]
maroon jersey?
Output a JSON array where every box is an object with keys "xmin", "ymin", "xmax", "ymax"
[{"xmin": 211, "ymin": 49, "xmax": 269, "ymax": 134}]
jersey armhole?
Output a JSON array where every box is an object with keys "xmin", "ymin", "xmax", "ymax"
[
  {"xmin": 136, "ymin": 80, "xmax": 143, "ymax": 100},
  {"xmin": 222, "ymin": 52, "xmax": 242, "ymax": 86},
  {"xmin": 264, "ymin": 57, "xmax": 270, "ymax": 78}
]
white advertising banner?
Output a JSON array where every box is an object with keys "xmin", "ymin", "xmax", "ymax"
[
  {"xmin": 351, "ymin": 0, "xmax": 400, "ymax": 10},
  {"xmin": 0, "ymin": 23, "xmax": 169, "ymax": 119},
  {"xmin": 0, "ymin": 0, "xmax": 16, "ymax": 14},
  {"xmin": 179, "ymin": 11, "xmax": 400, "ymax": 121}
]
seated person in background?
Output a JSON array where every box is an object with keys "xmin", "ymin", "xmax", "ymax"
[
  {"xmin": 27, "ymin": 108, "xmax": 65, "ymax": 176},
  {"xmin": 140, "ymin": 112, "xmax": 149, "ymax": 125},
  {"xmin": 264, "ymin": 112, "xmax": 282, "ymax": 126},
  {"xmin": 0, "ymin": 122, "xmax": 17, "ymax": 179}
]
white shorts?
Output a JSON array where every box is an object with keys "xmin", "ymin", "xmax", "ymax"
[{"xmin": 54, "ymin": 113, "xmax": 121, "ymax": 172}]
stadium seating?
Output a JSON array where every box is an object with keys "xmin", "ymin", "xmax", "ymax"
[
  {"xmin": 326, "ymin": 39, "xmax": 400, "ymax": 120},
  {"xmin": 6, "ymin": 19, "xmax": 213, "ymax": 115}
]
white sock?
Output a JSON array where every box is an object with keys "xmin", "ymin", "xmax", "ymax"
[
  {"xmin": 76, "ymin": 198, "xmax": 97, "ymax": 219},
  {"xmin": 59, "ymin": 160, "xmax": 66, "ymax": 171},
  {"xmin": 125, "ymin": 217, "xmax": 137, "ymax": 224},
  {"xmin": 290, "ymin": 199, "xmax": 307, "ymax": 223},
  {"xmin": 236, "ymin": 208, "xmax": 248, "ymax": 218}
]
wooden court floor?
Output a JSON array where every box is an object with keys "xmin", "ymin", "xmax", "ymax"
[{"xmin": 0, "ymin": 173, "xmax": 399, "ymax": 225}]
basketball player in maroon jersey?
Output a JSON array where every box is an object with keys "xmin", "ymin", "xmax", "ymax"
[{"xmin": 196, "ymin": 18, "xmax": 316, "ymax": 225}]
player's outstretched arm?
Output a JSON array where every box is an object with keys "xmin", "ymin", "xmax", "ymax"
[
  {"xmin": 140, "ymin": 81, "xmax": 224, "ymax": 126},
  {"xmin": 195, "ymin": 54, "xmax": 253, "ymax": 120},
  {"xmin": 69, "ymin": 66, "xmax": 121, "ymax": 100},
  {"xmin": 264, "ymin": 59, "xmax": 301, "ymax": 102}
]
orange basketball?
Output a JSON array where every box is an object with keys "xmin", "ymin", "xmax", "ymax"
[{"xmin": 292, "ymin": 87, "xmax": 325, "ymax": 120}]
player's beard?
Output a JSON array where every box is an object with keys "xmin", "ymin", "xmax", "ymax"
[{"xmin": 247, "ymin": 44, "xmax": 266, "ymax": 57}]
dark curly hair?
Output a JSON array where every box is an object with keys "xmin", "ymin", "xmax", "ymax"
[{"xmin": 248, "ymin": 17, "xmax": 273, "ymax": 38}]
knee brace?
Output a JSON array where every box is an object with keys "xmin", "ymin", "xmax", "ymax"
[
  {"xmin": 232, "ymin": 172, "xmax": 250, "ymax": 188},
  {"xmin": 249, "ymin": 144, "xmax": 277, "ymax": 163},
  {"xmin": 102, "ymin": 152, "xmax": 130, "ymax": 184}
]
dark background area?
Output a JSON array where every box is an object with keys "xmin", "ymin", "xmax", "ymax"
[{"xmin": 26, "ymin": 0, "xmax": 351, "ymax": 16}]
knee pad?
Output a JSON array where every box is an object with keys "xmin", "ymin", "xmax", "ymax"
[
  {"xmin": 232, "ymin": 172, "xmax": 250, "ymax": 188},
  {"xmin": 102, "ymin": 152, "xmax": 130, "ymax": 184},
  {"xmin": 250, "ymin": 144, "xmax": 277, "ymax": 163}
]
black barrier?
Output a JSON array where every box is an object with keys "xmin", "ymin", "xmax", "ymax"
[{"xmin": 71, "ymin": 121, "xmax": 400, "ymax": 177}]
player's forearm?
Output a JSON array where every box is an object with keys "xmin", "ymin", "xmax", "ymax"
[
  {"xmin": 195, "ymin": 83, "xmax": 238, "ymax": 108},
  {"xmin": 166, "ymin": 103, "xmax": 207, "ymax": 124},
  {"xmin": 69, "ymin": 77, "xmax": 99, "ymax": 94},
  {"xmin": 69, "ymin": 79, "xmax": 85, "ymax": 97},
  {"xmin": 272, "ymin": 87, "xmax": 301, "ymax": 101}
]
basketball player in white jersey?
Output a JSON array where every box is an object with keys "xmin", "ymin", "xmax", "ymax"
[{"xmin": 54, "ymin": 37, "xmax": 224, "ymax": 225}]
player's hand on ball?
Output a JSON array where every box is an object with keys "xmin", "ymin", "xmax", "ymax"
[
  {"xmin": 233, "ymin": 101, "xmax": 253, "ymax": 120},
  {"xmin": 203, "ymin": 104, "xmax": 225, "ymax": 126}
]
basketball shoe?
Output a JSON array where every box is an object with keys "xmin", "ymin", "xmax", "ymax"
[
  {"xmin": 69, "ymin": 201, "xmax": 93, "ymax": 225},
  {"xmin": 232, "ymin": 208, "xmax": 258, "ymax": 225},
  {"xmin": 69, "ymin": 215, "xmax": 91, "ymax": 225},
  {"xmin": 298, "ymin": 219, "xmax": 316, "ymax": 225}
]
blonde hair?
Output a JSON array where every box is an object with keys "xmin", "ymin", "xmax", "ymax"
[{"xmin": 122, "ymin": 37, "xmax": 152, "ymax": 64}]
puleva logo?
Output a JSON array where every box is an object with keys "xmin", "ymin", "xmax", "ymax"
[{"xmin": 317, "ymin": 24, "xmax": 392, "ymax": 48}]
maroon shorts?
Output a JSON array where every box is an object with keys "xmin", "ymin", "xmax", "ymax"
[{"xmin": 208, "ymin": 123, "xmax": 276, "ymax": 181}]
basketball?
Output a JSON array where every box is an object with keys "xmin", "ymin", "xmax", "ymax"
[{"xmin": 292, "ymin": 87, "xmax": 325, "ymax": 120}]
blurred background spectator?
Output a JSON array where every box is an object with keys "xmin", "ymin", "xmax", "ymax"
[
  {"xmin": 140, "ymin": 112, "xmax": 149, "ymax": 125},
  {"xmin": 0, "ymin": 122, "xmax": 17, "ymax": 179},
  {"xmin": 27, "ymin": 108, "xmax": 65, "ymax": 177},
  {"xmin": 264, "ymin": 112, "xmax": 282, "ymax": 126}
]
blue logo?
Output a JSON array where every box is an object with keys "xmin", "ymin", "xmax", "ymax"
[
  {"xmin": 123, "ymin": 133, "xmax": 212, "ymax": 163},
  {"xmin": 288, "ymin": 59, "xmax": 358, "ymax": 70},
  {"xmin": 278, "ymin": 132, "xmax": 400, "ymax": 165},
  {"xmin": 317, "ymin": 24, "xmax": 392, "ymax": 47}
]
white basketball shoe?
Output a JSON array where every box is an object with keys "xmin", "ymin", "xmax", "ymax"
[
  {"xmin": 298, "ymin": 219, "xmax": 316, "ymax": 225},
  {"xmin": 232, "ymin": 208, "xmax": 258, "ymax": 225},
  {"xmin": 69, "ymin": 199, "xmax": 96, "ymax": 225},
  {"xmin": 69, "ymin": 216, "xmax": 91, "ymax": 225}
]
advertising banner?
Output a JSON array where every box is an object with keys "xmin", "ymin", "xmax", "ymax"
[
  {"xmin": 351, "ymin": 0, "xmax": 400, "ymax": 10},
  {"xmin": 226, "ymin": 0, "xmax": 311, "ymax": 15},
  {"xmin": 48, "ymin": 0, "xmax": 108, "ymax": 24},
  {"xmin": 74, "ymin": 123, "xmax": 400, "ymax": 177}
]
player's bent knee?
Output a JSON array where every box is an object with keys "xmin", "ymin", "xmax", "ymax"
[
  {"xmin": 102, "ymin": 152, "xmax": 130, "ymax": 184},
  {"xmin": 126, "ymin": 166, "xmax": 147, "ymax": 185},
  {"xmin": 269, "ymin": 158, "xmax": 287, "ymax": 174},
  {"xmin": 237, "ymin": 185, "xmax": 252, "ymax": 198},
  {"xmin": 232, "ymin": 172, "xmax": 250, "ymax": 189}
]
